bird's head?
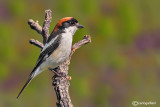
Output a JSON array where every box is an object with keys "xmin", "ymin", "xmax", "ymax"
[{"xmin": 53, "ymin": 17, "xmax": 84, "ymax": 34}]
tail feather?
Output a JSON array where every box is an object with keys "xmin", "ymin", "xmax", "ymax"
[
  {"xmin": 17, "ymin": 67, "xmax": 41, "ymax": 99},
  {"xmin": 16, "ymin": 76, "xmax": 33, "ymax": 99}
]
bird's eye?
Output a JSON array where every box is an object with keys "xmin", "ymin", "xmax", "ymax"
[{"xmin": 70, "ymin": 21, "xmax": 75, "ymax": 25}]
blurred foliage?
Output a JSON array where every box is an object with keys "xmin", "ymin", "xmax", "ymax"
[{"xmin": 0, "ymin": 0, "xmax": 160, "ymax": 107}]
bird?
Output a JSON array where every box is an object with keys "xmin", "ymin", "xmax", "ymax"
[{"xmin": 17, "ymin": 17, "xmax": 84, "ymax": 99}]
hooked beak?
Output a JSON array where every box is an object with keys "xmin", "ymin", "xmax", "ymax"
[{"xmin": 76, "ymin": 23, "xmax": 84, "ymax": 28}]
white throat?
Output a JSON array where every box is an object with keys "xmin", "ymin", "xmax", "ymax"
[{"xmin": 64, "ymin": 26, "xmax": 78, "ymax": 36}]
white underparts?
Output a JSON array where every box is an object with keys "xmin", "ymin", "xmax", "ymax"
[{"xmin": 32, "ymin": 26, "xmax": 78, "ymax": 78}]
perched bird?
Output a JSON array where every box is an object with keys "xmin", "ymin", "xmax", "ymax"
[{"xmin": 17, "ymin": 17, "xmax": 84, "ymax": 99}]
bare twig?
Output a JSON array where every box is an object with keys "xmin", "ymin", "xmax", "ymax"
[
  {"xmin": 29, "ymin": 39, "xmax": 44, "ymax": 49},
  {"xmin": 28, "ymin": 9, "xmax": 91, "ymax": 107},
  {"xmin": 42, "ymin": 9, "xmax": 52, "ymax": 44},
  {"xmin": 70, "ymin": 35, "xmax": 91, "ymax": 57},
  {"xmin": 28, "ymin": 19, "xmax": 42, "ymax": 34}
]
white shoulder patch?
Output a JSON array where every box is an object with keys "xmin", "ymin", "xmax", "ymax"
[{"xmin": 41, "ymin": 36, "xmax": 59, "ymax": 53}]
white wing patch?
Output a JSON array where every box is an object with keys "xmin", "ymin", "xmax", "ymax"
[{"xmin": 41, "ymin": 36, "xmax": 59, "ymax": 53}]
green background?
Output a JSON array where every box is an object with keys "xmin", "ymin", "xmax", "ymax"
[{"xmin": 0, "ymin": 0, "xmax": 160, "ymax": 107}]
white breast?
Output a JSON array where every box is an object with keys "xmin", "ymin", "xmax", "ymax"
[
  {"xmin": 50, "ymin": 32, "xmax": 73, "ymax": 63},
  {"xmin": 40, "ymin": 26, "xmax": 77, "ymax": 70}
]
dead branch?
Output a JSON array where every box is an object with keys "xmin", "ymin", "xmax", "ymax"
[
  {"xmin": 28, "ymin": 19, "xmax": 42, "ymax": 34},
  {"xmin": 29, "ymin": 39, "xmax": 44, "ymax": 49},
  {"xmin": 42, "ymin": 9, "xmax": 52, "ymax": 44}
]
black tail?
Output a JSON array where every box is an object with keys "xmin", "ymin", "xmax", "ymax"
[
  {"xmin": 16, "ymin": 76, "xmax": 33, "ymax": 99},
  {"xmin": 17, "ymin": 61, "xmax": 41, "ymax": 99}
]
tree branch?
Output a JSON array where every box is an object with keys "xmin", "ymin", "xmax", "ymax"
[
  {"xmin": 42, "ymin": 9, "xmax": 52, "ymax": 44},
  {"xmin": 28, "ymin": 19, "xmax": 42, "ymax": 34},
  {"xmin": 28, "ymin": 9, "xmax": 91, "ymax": 107},
  {"xmin": 53, "ymin": 75, "xmax": 73, "ymax": 107},
  {"xmin": 29, "ymin": 39, "xmax": 44, "ymax": 49},
  {"xmin": 70, "ymin": 35, "xmax": 91, "ymax": 57}
]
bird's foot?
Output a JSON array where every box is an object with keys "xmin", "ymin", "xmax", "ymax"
[{"xmin": 49, "ymin": 67, "xmax": 71, "ymax": 80}]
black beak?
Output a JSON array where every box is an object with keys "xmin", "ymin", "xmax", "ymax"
[{"xmin": 77, "ymin": 24, "xmax": 84, "ymax": 28}]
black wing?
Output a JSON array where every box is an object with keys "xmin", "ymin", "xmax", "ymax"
[
  {"xmin": 17, "ymin": 35, "xmax": 62, "ymax": 99},
  {"xmin": 30, "ymin": 35, "xmax": 62, "ymax": 75}
]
